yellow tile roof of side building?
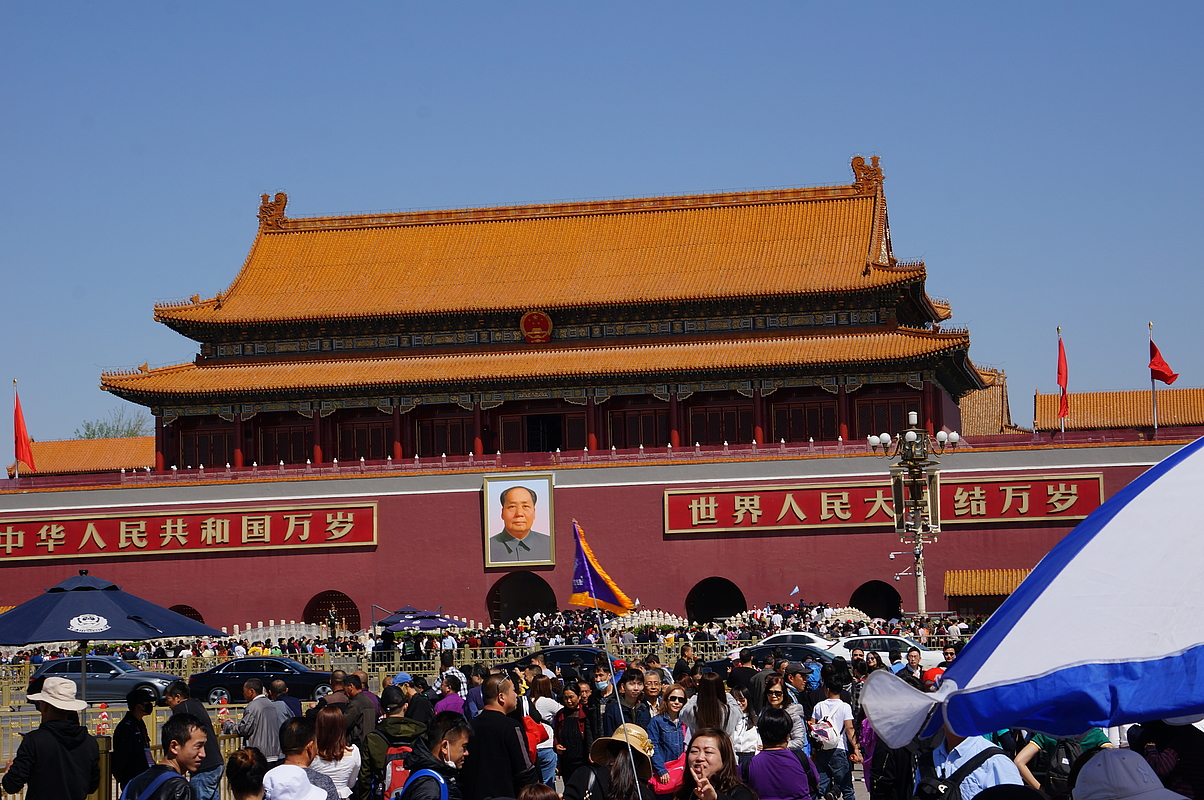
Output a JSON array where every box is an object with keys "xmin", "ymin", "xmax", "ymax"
[
  {"xmin": 1034, "ymin": 388, "xmax": 1204, "ymax": 431},
  {"xmin": 154, "ymin": 158, "xmax": 925, "ymax": 327},
  {"xmin": 7, "ymin": 436, "xmax": 155, "ymax": 477},
  {"xmin": 944, "ymin": 569, "xmax": 1032, "ymax": 597}
]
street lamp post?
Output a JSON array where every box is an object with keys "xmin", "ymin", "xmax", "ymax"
[{"xmin": 868, "ymin": 411, "xmax": 959, "ymax": 617}]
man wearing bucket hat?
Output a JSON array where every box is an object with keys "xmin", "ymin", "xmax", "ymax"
[
  {"xmin": 562, "ymin": 723, "xmax": 655, "ymax": 799},
  {"xmin": 1, "ymin": 676, "xmax": 99, "ymax": 800},
  {"xmin": 1073, "ymin": 748, "xmax": 1189, "ymax": 800}
]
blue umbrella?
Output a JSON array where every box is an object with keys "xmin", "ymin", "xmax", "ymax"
[
  {"xmin": 378, "ymin": 606, "xmax": 434, "ymax": 627},
  {"xmin": 386, "ymin": 614, "xmax": 468, "ymax": 632},
  {"xmin": 0, "ymin": 570, "xmax": 223, "ymax": 702},
  {"xmin": 864, "ymin": 437, "xmax": 1204, "ymax": 745}
]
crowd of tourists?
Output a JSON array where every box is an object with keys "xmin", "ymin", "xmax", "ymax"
[{"xmin": 3, "ymin": 604, "xmax": 1200, "ymax": 800}]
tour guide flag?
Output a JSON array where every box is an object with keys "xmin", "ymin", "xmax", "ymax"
[
  {"xmin": 1150, "ymin": 340, "xmax": 1179, "ymax": 385},
  {"xmin": 569, "ymin": 520, "xmax": 635, "ymax": 615},
  {"xmin": 13, "ymin": 387, "xmax": 35, "ymax": 473}
]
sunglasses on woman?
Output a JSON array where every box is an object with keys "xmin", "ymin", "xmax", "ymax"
[{"xmin": 667, "ymin": 695, "xmax": 686, "ymax": 703}]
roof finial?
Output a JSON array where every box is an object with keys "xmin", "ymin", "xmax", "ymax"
[
  {"xmin": 851, "ymin": 155, "xmax": 884, "ymax": 194},
  {"xmin": 258, "ymin": 191, "xmax": 288, "ymax": 231}
]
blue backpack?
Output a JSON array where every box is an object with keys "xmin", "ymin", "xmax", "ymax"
[{"xmin": 395, "ymin": 768, "xmax": 448, "ymax": 800}]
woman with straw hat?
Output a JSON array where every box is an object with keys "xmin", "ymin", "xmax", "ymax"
[{"xmin": 563, "ymin": 723, "xmax": 658, "ymax": 800}]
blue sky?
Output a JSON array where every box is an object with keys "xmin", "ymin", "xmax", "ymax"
[{"xmin": 3, "ymin": 2, "xmax": 1201, "ymax": 440}]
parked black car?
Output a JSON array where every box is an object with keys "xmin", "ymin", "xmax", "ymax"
[
  {"xmin": 702, "ymin": 643, "xmax": 834, "ymax": 683},
  {"xmin": 28, "ymin": 657, "xmax": 182, "ymax": 703},
  {"xmin": 497, "ymin": 646, "xmax": 622, "ymax": 675},
  {"xmin": 188, "ymin": 657, "xmax": 334, "ymax": 704}
]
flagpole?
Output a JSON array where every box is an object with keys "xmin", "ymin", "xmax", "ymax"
[
  {"xmin": 575, "ymin": 522, "xmax": 641, "ymax": 782},
  {"xmin": 1150, "ymin": 322, "xmax": 1159, "ymax": 434},
  {"xmin": 11, "ymin": 380, "xmax": 17, "ymax": 481}
]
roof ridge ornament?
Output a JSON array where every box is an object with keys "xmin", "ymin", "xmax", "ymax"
[
  {"xmin": 258, "ymin": 191, "xmax": 288, "ymax": 231},
  {"xmin": 851, "ymin": 155, "xmax": 884, "ymax": 195}
]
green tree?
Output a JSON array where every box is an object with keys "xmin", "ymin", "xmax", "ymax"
[{"xmin": 73, "ymin": 406, "xmax": 151, "ymax": 439}]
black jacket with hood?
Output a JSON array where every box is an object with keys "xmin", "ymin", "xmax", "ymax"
[
  {"xmin": 0, "ymin": 718, "xmax": 100, "ymax": 800},
  {"xmin": 400, "ymin": 737, "xmax": 464, "ymax": 800}
]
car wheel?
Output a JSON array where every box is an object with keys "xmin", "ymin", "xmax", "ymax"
[
  {"xmin": 208, "ymin": 687, "xmax": 231, "ymax": 705},
  {"xmin": 133, "ymin": 683, "xmax": 159, "ymax": 701},
  {"xmin": 313, "ymin": 683, "xmax": 333, "ymax": 700}
]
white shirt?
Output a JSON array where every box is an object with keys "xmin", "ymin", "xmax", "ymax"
[
  {"xmin": 812, "ymin": 697, "xmax": 854, "ymax": 751},
  {"xmin": 311, "ymin": 746, "xmax": 362, "ymax": 799}
]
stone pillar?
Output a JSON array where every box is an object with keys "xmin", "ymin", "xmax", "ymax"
[
  {"xmin": 837, "ymin": 386, "xmax": 850, "ymax": 441},
  {"xmin": 391, "ymin": 406, "xmax": 403, "ymax": 460},
  {"xmin": 312, "ymin": 411, "xmax": 323, "ymax": 463},
  {"xmin": 473, "ymin": 403, "xmax": 484, "ymax": 456},
  {"xmin": 233, "ymin": 413, "xmax": 244, "ymax": 468},
  {"xmin": 154, "ymin": 416, "xmax": 165, "ymax": 472}
]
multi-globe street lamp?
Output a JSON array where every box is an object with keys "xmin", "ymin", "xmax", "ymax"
[{"xmin": 868, "ymin": 411, "xmax": 959, "ymax": 617}]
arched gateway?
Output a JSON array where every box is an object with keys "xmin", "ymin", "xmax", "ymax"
[
  {"xmin": 488, "ymin": 572, "xmax": 557, "ymax": 625},
  {"xmin": 848, "ymin": 580, "xmax": 902, "ymax": 620},
  {"xmin": 303, "ymin": 590, "xmax": 361, "ymax": 631},
  {"xmin": 685, "ymin": 577, "xmax": 747, "ymax": 623}
]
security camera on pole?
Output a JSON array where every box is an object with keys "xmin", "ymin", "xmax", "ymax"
[{"xmin": 868, "ymin": 411, "xmax": 959, "ymax": 617}]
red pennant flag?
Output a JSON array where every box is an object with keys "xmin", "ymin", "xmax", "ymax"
[
  {"xmin": 1057, "ymin": 337, "xmax": 1069, "ymax": 419},
  {"xmin": 1150, "ymin": 340, "xmax": 1179, "ymax": 385},
  {"xmin": 14, "ymin": 390, "xmax": 36, "ymax": 472}
]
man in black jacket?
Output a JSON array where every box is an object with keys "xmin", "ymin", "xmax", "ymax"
[
  {"xmin": 121, "ymin": 713, "xmax": 207, "ymax": 800},
  {"xmin": 113, "ymin": 687, "xmax": 157, "ymax": 791},
  {"xmin": 1, "ymin": 676, "xmax": 99, "ymax": 800},
  {"xmin": 400, "ymin": 711, "xmax": 473, "ymax": 800},
  {"xmin": 164, "ymin": 680, "xmax": 225, "ymax": 800},
  {"xmin": 459, "ymin": 675, "xmax": 536, "ymax": 800}
]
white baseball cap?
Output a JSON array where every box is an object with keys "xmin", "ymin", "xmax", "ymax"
[{"xmin": 263, "ymin": 765, "xmax": 326, "ymax": 800}]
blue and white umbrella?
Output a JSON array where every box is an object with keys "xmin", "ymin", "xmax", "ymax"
[{"xmin": 864, "ymin": 437, "xmax": 1204, "ymax": 746}]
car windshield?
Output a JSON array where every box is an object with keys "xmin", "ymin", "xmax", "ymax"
[
  {"xmin": 273, "ymin": 658, "xmax": 309, "ymax": 671},
  {"xmin": 110, "ymin": 660, "xmax": 140, "ymax": 672},
  {"xmin": 901, "ymin": 637, "xmax": 932, "ymax": 651}
]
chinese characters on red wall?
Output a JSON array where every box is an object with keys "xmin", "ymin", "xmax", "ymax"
[
  {"xmin": 0, "ymin": 504, "xmax": 377, "ymax": 561},
  {"xmin": 664, "ymin": 476, "xmax": 1103, "ymax": 534}
]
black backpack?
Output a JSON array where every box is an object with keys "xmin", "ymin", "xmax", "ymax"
[
  {"xmin": 914, "ymin": 746, "xmax": 1008, "ymax": 800},
  {"xmin": 1044, "ymin": 736, "xmax": 1086, "ymax": 798}
]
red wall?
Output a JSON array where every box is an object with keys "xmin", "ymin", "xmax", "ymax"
[{"xmin": 0, "ymin": 462, "xmax": 1151, "ymax": 630}]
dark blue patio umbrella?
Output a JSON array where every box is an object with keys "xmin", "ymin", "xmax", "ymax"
[
  {"xmin": 377, "ymin": 606, "xmax": 431, "ymax": 627},
  {"xmin": 386, "ymin": 613, "xmax": 468, "ymax": 632},
  {"xmin": 0, "ymin": 570, "xmax": 223, "ymax": 702}
]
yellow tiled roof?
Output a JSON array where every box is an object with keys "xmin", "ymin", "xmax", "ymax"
[
  {"xmin": 1034, "ymin": 388, "xmax": 1204, "ymax": 431},
  {"xmin": 155, "ymin": 161, "xmax": 924, "ymax": 326},
  {"xmin": 6, "ymin": 436, "xmax": 155, "ymax": 477},
  {"xmin": 944, "ymin": 569, "xmax": 1031, "ymax": 597},
  {"xmin": 959, "ymin": 368, "xmax": 1027, "ymax": 436},
  {"xmin": 102, "ymin": 329, "xmax": 971, "ymax": 399}
]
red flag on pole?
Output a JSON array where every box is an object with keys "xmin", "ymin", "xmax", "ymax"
[
  {"xmin": 14, "ymin": 390, "xmax": 36, "ymax": 472},
  {"xmin": 1150, "ymin": 340, "xmax": 1179, "ymax": 385},
  {"xmin": 1057, "ymin": 335, "xmax": 1069, "ymax": 419}
]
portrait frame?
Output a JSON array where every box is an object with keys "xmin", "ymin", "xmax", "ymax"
[{"xmin": 482, "ymin": 473, "xmax": 555, "ymax": 568}]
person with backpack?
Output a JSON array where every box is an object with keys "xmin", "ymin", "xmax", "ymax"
[
  {"xmin": 810, "ymin": 677, "xmax": 860, "ymax": 800},
  {"xmin": 915, "ymin": 727, "xmax": 1023, "ymax": 800},
  {"xmin": 397, "ymin": 711, "xmax": 472, "ymax": 800},
  {"xmin": 1013, "ymin": 728, "xmax": 1111, "ymax": 797},
  {"xmin": 353, "ymin": 686, "xmax": 428, "ymax": 800},
  {"xmin": 119, "ymin": 713, "xmax": 207, "ymax": 800},
  {"xmin": 742, "ymin": 708, "xmax": 822, "ymax": 800}
]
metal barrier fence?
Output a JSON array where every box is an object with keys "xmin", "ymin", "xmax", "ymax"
[{"xmin": 0, "ymin": 635, "xmax": 975, "ymax": 709}]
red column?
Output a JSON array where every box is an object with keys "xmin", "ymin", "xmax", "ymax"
[
  {"xmin": 233, "ymin": 413, "xmax": 244, "ymax": 468},
  {"xmin": 473, "ymin": 403, "xmax": 484, "ymax": 456},
  {"xmin": 586, "ymin": 399, "xmax": 598, "ymax": 451},
  {"xmin": 391, "ymin": 406, "xmax": 403, "ymax": 460},
  {"xmin": 154, "ymin": 417, "xmax": 165, "ymax": 472},
  {"xmin": 837, "ymin": 386, "xmax": 850, "ymax": 441},
  {"xmin": 752, "ymin": 389, "xmax": 764, "ymax": 444},
  {"xmin": 312, "ymin": 412, "xmax": 323, "ymax": 463},
  {"xmin": 923, "ymin": 382, "xmax": 936, "ymax": 434},
  {"xmin": 402, "ymin": 413, "xmax": 415, "ymax": 458},
  {"xmin": 669, "ymin": 394, "xmax": 681, "ymax": 448}
]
